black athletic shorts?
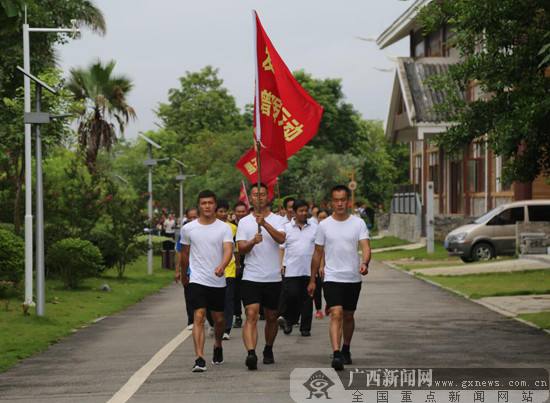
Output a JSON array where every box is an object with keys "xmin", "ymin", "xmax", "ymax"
[
  {"xmin": 240, "ymin": 280, "xmax": 282, "ymax": 310},
  {"xmin": 323, "ymin": 281, "xmax": 362, "ymax": 311},
  {"xmin": 188, "ymin": 282, "xmax": 226, "ymax": 312}
]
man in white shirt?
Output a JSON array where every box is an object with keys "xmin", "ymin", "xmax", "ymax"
[
  {"xmin": 308, "ymin": 185, "xmax": 371, "ymax": 371},
  {"xmin": 178, "ymin": 190, "xmax": 234, "ymax": 372},
  {"xmin": 236, "ymin": 183, "xmax": 286, "ymax": 370},
  {"xmin": 279, "ymin": 199, "xmax": 317, "ymax": 337}
]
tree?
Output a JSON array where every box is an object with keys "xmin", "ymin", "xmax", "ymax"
[
  {"xmin": 67, "ymin": 59, "xmax": 136, "ymax": 170},
  {"xmin": 418, "ymin": 0, "xmax": 550, "ymax": 184},
  {"xmin": 156, "ymin": 66, "xmax": 245, "ymax": 145}
]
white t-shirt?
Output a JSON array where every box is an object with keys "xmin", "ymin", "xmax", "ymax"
[
  {"xmin": 280, "ymin": 219, "xmax": 317, "ymax": 277},
  {"xmin": 180, "ymin": 219, "xmax": 234, "ymax": 288},
  {"xmin": 236, "ymin": 212, "xmax": 286, "ymax": 282},
  {"xmin": 315, "ymin": 215, "xmax": 370, "ymax": 283},
  {"xmin": 164, "ymin": 218, "xmax": 176, "ymax": 234}
]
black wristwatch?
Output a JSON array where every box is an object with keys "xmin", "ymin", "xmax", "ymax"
[{"xmin": 361, "ymin": 262, "xmax": 369, "ymax": 267}]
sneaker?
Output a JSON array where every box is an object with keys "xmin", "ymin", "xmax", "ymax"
[
  {"xmin": 233, "ymin": 316, "xmax": 242, "ymax": 328},
  {"xmin": 223, "ymin": 332, "xmax": 231, "ymax": 340},
  {"xmin": 342, "ymin": 350, "xmax": 352, "ymax": 365},
  {"xmin": 277, "ymin": 316, "xmax": 285, "ymax": 330},
  {"xmin": 186, "ymin": 324, "xmax": 194, "ymax": 330},
  {"xmin": 192, "ymin": 357, "xmax": 207, "ymax": 372},
  {"xmin": 325, "ymin": 305, "xmax": 330, "ymax": 316},
  {"xmin": 316, "ymin": 310, "xmax": 323, "ymax": 319},
  {"xmin": 208, "ymin": 326, "xmax": 214, "ymax": 337},
  {"xmin": 300, "ymin": 330, "xmax": 311, "ymax": 337},
  {"xmin": 263, "ymin": 348, "xmax": 274, "ymax": 364},
  {"xmin": 283, "ymin": 320, "xmax": 293, "ymax": 335},
  {"xmin": 245, "ymin": 353, "xmax": 258, "ymax": 370},
  {"xmin": 331, "ymin": 351, "xmax": 344, "ymax": 371},
  {"xmin": 212, "ymin": 346, "xmax": 224, "ymax": 365}
]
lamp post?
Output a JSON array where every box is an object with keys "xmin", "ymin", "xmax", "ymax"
[
  {"xmin": 18, "ymin": 66, "xmax": 72, "ymax": 317},
  {"xmin": 172, "ymin": 158, "xmax": 194, "ymax": 221},
  {"xmin": 22, "ymin": 11, "xmax": 80, "ymax": 306},
  {"xmin": 139, "ymin": 134, "xmax": 162, "ymax": 276}
]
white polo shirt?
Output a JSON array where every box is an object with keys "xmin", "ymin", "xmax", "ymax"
[
  {"xmin": 280, "ymin": 218, "xmax": 317, "ymax": 277},
  {"xmin": 236, "ymin": 212, "xmax": 286, "ymax": 282},
  {"xmin": 180, "ymin": 219, "xmax": 234, "ymax": 288},
  {"xmin": 315, "ymin": 215, "xmax": 370, "ymax": 283}
]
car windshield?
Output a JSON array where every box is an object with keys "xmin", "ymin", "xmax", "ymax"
[{"xmin": 474, "ymin": 205, "xmax": 505, "ymax": 224}]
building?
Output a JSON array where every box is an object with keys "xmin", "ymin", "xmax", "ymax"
[{"xmin": 377, "ymin": 0, "xmax": 550, "ymax": 224}]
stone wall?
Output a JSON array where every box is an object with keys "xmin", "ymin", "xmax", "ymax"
[
  {"xmin": 378, "ymin": 213, "xmax": 390, "ymax": 230},
  {"xmin": 388, "ymin": 213, "xmax": 422, "ymax": 242},
  {"xmin": 516, "ymin": 221, "xmax": 550, "ymax": 255},
  {"xmin": 434, "ymin": 215, "xmax": 473, "ymax": 241}
]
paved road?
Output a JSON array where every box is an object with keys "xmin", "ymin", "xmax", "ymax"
[{"xmin": 1, "ymin": 261, "xmax": 549, "ymax": 403}]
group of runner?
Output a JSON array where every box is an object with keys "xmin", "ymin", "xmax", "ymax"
[{"xmin": 174, "ymin": 183, "xmax": 371, "ymax": 372}]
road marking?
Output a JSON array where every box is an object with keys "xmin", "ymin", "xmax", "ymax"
[{"xmin": 106, "ymin": 329, "xmax": 192, "ymax": 403}]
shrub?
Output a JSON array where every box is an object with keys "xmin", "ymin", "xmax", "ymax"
[
  {"xmin": 47, "ymin": 238, "xmax": 104, "ymax": 289},
  {"xmin": 0, "ymin": 229, "xmax": 25, "ymax": 310}
]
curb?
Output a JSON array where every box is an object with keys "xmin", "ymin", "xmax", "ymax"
[{"xmin": 381, "ymin": 261, "xmax": 550, "ymax": 336}]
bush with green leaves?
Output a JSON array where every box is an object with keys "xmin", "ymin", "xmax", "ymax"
[
  {"xmin": 0, "ymin": 228, "xmax": 25, "ymax": 309},
  {"xmin": 47, "ymin": 238, "xmax": 104, "ymax": 289}
]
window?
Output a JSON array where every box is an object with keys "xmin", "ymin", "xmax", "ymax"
[
  {"xmin": 495, "ymin": 156, "xmax": 511, "ymax": 192},
  {"xmin": 487, "ymin": 207, "xmax": 525, "ymax": 226},
  {"xmin": 412, "ymin": 30, "xmax": 425, "ymax": 58},
  {"xmin": 467, "ymin": 142, "xmax": 485, "ymax": 193},
  {"xmin": 528, "ymin": 206, "xmax": 550, "ymax": 222},
  {"xmin": 414, "ymin": 155, "xmax": 422, "ymax": 185},
  {"xmin": 428, "ymin": 151, "xmax": 440, "ymax": 194}
]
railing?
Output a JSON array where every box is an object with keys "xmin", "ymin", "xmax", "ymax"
[{"xmin": 391, "ymin": 184, "xmax": 420, "ymax": 215}]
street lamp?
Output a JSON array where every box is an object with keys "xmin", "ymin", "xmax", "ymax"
[
  {"xmin": 22, "ymin": 11, "xmax": 80, "ymax": 306},
  {"xmin": 139, "ymin": 133, "xmax": 162, "ymax": 276},
  {"xmin": 17, "ymin": 66, "xmax": 72, "ymax": 317},
  {"xmin": 172, "ymin": 158, "xmax": 195, "ymax": 221}
]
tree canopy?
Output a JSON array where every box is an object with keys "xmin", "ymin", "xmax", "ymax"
[{"xmin": 418, "ymin": 0, "xmax": 550, "ymax": 184}]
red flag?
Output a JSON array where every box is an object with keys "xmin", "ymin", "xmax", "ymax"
[
  {"xmin": 236, "ymin": 11, "xmax": 324, "ymax": 184},
  {"xmin": 238, "ymin": 180, "xmax": 250, "ymax": 211}
]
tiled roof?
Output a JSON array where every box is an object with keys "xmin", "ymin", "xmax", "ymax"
[{"xmin": 400, "ymin": 58, "xmax": 464, "ymax": 123}]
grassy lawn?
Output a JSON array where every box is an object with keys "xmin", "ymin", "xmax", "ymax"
[
  {"xmin": 418, "ymin": 269, "xmax": 550, "ymax": 299},
  {"xmin": 370, "ymin": 236, "xmax": 412, "ymax": 250},
  {"xmin": 0, "ymin": 255, "xmax": 172, "ymax": 373},
  {"xmin": 517, "ymin": 311, "xmax": 550, "ymax": 330},
  {"xmin": 372, "ymin": 241, "xmax": 457, "ymax": 261}
]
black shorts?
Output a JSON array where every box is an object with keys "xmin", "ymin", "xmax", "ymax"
[
  {"xmin": 240, "ymin": 280, "xmax": 282, "ymax": 311},
  {"xmin": 323, "ymin": 281, "xmax": 362, "ymax": 311},
  {"xmin": 188, "ymin": 282, "xmax": 226, "ymax": 312}
]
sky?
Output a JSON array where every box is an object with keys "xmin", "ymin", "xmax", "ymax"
[{"xmin": 55, "ymin": 0, "xmax": 412, "ymax": 138}]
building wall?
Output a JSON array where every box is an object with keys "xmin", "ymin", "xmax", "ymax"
[
  {"xmin": 434, "ymin": 215, "xmax": 473, "ymax": 241},
  {"xmin": 388, "ymin": 213, "xmax": 422, "ymax": 242}
]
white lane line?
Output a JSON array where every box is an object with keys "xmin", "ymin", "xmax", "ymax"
[{"xmin": 106, "ymin": 329, "xmax": 192, "ymax": 403}]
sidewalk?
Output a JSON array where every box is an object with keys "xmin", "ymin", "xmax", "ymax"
[
  {"xmin": 372, "ymin": 238, "xmax": 426, "ymax": 253},
  {"xmin": 1, "ymin": 261, "xmax": 549, "ymax": 403},
  {"xmin": 411, "ymin": 258, "xmax": 550, "ymax": 276}
]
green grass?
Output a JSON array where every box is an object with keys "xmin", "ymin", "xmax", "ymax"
[
  {"xmin": 517, "ymin": 311, "xmax": 550, "ymax": 330},
  {"xmin": 0, "ymin": 255, "xmax": 172, "ymax": 373},
  {"xmin": 418, "ymin": 269, "xmax": 550, "ymax": 299},
  {"xmin": 370, "ymin": 236, "xmax": 412, "ymax": 250},
  {"xmin": 372, "ymin": 241, "xmax": 456, "ymax": 261}
]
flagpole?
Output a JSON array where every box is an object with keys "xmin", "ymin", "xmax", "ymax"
[{"xmin": 252, "ymin": 10, "xmax": 263, "ymax": 233}]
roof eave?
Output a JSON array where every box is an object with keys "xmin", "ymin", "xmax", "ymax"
[{"xmin": 376, "ymin": 0, "xmax": 431, "ymax": 50}]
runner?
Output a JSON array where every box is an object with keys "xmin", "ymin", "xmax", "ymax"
[
  {"xmin": 236, "ymin": 183, "xmax": 286, "ymax": 370},
  {"xmin": 231, "ymin": 201, "xmax": 248, "ymax": 329},
  {"xmin": 177, "ymin": 190, "xmax": 234, "ymax": 372},
  {"xmin": 279, "ymin": 199, "xmax": 317, "ymax": 337},
  {"xmin": 308, "ymin": 185, "xmax": 371, "ymax": 371}
]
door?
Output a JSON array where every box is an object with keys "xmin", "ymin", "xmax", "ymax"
[
  {"xmin": 450, "ymin": 161, "xmax": 462, "ymax": 214},
  {"xmin": 486, "ymin": 206, "xmax": 525, "ymax": 254}
]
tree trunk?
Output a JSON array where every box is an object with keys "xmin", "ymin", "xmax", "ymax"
[{"xmin": 13, "ymin": 150, "xmax": 23, "ymax": 236}]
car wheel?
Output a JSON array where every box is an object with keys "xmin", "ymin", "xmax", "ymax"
[
  {"xmin": 471, "ymin": 242, "xmax": 494, "ymax": 261},
  {"xmin": 460, "ymin": 257, "xmax": 473, "ymax": 263}
]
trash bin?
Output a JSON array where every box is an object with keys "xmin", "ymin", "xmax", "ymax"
[{"xmin": 162, "ymin": 240, "xmax": 176, "ymax": 270}]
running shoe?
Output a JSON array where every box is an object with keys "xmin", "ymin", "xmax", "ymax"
[
  {"xmin": 283, "ymin": 320, "xmax": 293, "ymax": 335},
  {"xmin": 277, "ymin": 316, "xmax": 285, "ymax": 330},
  {"xmin": 331, "ymin": 351, "xmax": 344, "ymax": 371},
  {"xmin": 192, "ymin": 357, "xmax": 207, "ymax": 372},
  {"xmin": 263, "ymin": 348, "xmax": 275, "ymax": 364},
  {"xmin": 342, "ymin": 350, "xmax": 352, "ymax": 365},
  {"xmin": 316, "ymin": 310, "xmax": 323, "ymax": 319},
  {"xmin": 233, "ymin": 316, "xmax": 242, "ymax": 328},
  {"xmin": 223, "ymin": 332, "xmax": 231, "ymax": 340},
  {"xmin": 246, "ymin": 353, "xmax": 258, "ymax": 370},
  {"xmin": 212, "ymin": 346, "xmax": 224, "ymax": 365},
  {"xmin": 300, "ymin": 330, "xmax": 311, "ymax": 337},
  {"xmin": 208, "ymin": 326, "xmax": 214, "ymax": 337},
  {"xmin": 186, "ymin": 324, "xmax": 194, "ymax": 330}
]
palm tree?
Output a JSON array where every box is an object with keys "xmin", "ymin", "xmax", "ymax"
[{"xmin": 67, "ymin": 59, "xmax": 136, "ymax": 170}]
